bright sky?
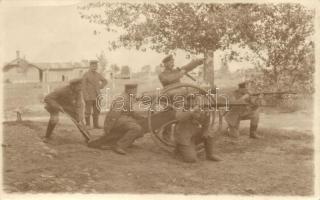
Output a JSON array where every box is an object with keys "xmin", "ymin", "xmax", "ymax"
[{"xmin": 1, "ymin": 0, "xmax": 255, "ymax": 72}]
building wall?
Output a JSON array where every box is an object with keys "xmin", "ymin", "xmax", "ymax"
[{"xmin": 4, "ymin": 66, "xmax": 40, "ymax": 83}]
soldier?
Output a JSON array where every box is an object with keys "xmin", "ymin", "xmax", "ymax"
[
  {"xmin": 224, "ymin": 81, "xmax": 260, "ymax": 139},
  {"xmin": 88, "ymin": 84, "xmax": 144, "ymax": 155},
  {"xmin": 82, "ymin": 60, "xmax": 108, "ymax": 129},
  {"xmin": 158, "ymin": 55, "xmax": 204, "ymax": 87},
  {"xmin": 43, "ymin": 78, "xmax": 84, "ymax": 143},
  {"xmin": 174, "ymin": 97, "xmax": 221, "ymax": 163},
  {"xmin": 158, "ymin": 55, "xmax": 204, "ymax": 141}
]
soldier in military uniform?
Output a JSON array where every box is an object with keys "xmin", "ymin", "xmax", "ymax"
[
  {"xmin": 43, "ymin": 78, "xmax": 84, "ymax": 143},
  {"xmin": 87, "ymin": 84, "xmax": 144, "ymax": 155},
  {"xmin": 158, "ymin": 55, "xmax": 204, "ymax": 141},
  {"xmin": 174, "ymin": 97, "xmax": 221, "ymax": 163},
  {"xmin": 158, "ymin": 55, "xmax": 204, "ymax": 87},
  {"xmin": 224, "ymin": 81, "xmax": 260, "ymax": 139},
  {"xmin": 82, "ymin": 60, "xmax": 108, "ymax": 129}
]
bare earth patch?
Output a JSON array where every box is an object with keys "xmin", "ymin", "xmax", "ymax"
[{"xmin": 2, "ymin": 112, "xmax": 313, "ymax": 195}]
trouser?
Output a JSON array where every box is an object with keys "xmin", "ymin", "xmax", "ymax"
[
  {"xmin": 88, "ymin": 116, "xmax": 143, "ymax": 149},
  {"xmin": 226, "ymin": 109, "xmax": 260, "ymax": 137},
  {"xmin": 175, "ymin": 122, "xmax": 217, "ymax": 163},
  {"xmin": 85, "ymin": 100, "xmax": 100, "ymax": 126},
  {"xmin": 45, "ymin": 109, "xmax": 60, "ymax": 139}
]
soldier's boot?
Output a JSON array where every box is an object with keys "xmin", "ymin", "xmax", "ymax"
[
  {"xmin": 177, "ymin": 144, "xmax": 197, "ymax": 163},
  {"xmin": 204, "ymin": 138, "xmax": 221, "ymax": 162},
  {"xmin": 43, "ymin": 122, "xmax": 57, "ymax": 143},
  {"xmin": 93, "ymin": 115, "xmax": 102, "ymax": 129},
  {"xmin": 249, "ymin": 124, "xmax": 259, "ymax": 139},
  {"xmin": 228, "ymin": 127, "xmax": 239, "ymax": 138},
  {"xmin": 113, "ymin": 128, "xmax": 142, "ymax": 155}
]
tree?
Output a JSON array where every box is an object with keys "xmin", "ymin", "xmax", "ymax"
[
  {"xmin": 78, "ymin": 3, "xmax": 314, "ymax": 91},
  {"xmin": 120, "ymin": 65, "xmax": 131, "ymax": 78},
  {"xmin": 238, "ymin": 4, "xmax": 315, "ymax": 93},
  {"xmin": 78, "ymin": 3, "xmax": 248, "ymax": 86},
  {"xmin": 96, "ymin": 51, "xmax": 108, "ymax": 73},
  {"xmin": 141, "ymin": 65, "xmax": 151, "ymax": 74},
  {"xmin": 110, "ymin": 64, "xmax": 120, "ymax": 74}
]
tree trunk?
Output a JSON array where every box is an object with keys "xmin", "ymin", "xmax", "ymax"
[{"xmin": 203, "ymin": 50, "xmax": 214, "ymax": 87}]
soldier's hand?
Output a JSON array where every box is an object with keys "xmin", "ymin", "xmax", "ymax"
[
  {"xmin": 57, "ymin": 105, "xmax": 64, "ymax": 112},
  {"xmin": 180, "ymin": 69, "xmax": 186, "ymax": 74}
]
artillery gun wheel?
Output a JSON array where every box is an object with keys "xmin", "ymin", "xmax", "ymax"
[{"xmin": 148, "ymin": 83, "xmax": 213, "ymax": 153}]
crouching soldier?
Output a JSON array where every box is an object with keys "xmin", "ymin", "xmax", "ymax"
[
  {"xmin": 174, "ymin": 97, "xmax": 221, "ymax": 163},
  {"xmin": 88, "ymin": 84, "xmax": 144, "ymax": 155},
  {"xmin": 43, "ymin": 78, "xmax": 84, "ymax": 143},
  {"xmin": 224, "ymin": 81, "xmax": 260, "ymax": 139}
]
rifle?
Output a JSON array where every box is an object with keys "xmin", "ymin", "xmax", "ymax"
[{"xmin": 250, "ymin": 91, "xmax": 297, "ymax": 96}]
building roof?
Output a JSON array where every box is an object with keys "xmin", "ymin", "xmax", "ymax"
[
  {"xmin": 3, "ymin": 57, "xmax": 42, "ymax": 72},
  {"xmin": 36, "ymin": 61, "xmax": 89, "ymax": 70}
]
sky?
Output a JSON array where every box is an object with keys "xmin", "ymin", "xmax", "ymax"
[{"xmin": 1, "ymin": 0, "xmax": 255, "ymax": 72}]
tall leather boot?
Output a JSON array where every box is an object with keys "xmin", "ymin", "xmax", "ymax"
[
  {"xmin": 249, "ymin": 124, "xmax": 259, "ymax": 139},
  {"xmin": 93, "ymin": 115, "xmax": 102, "ymax": 129},
  {"xmin": 204, "ymin": 138, "xmax": 221, "ymax": 162},
  {"xmin": 43, "ymin": 122, "xmax": 56, "ymax": 143}
]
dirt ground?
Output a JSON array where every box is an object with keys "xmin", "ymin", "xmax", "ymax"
[{"xmin": 2, "ymin": 111, "xmax": 313, "ymax": 195}]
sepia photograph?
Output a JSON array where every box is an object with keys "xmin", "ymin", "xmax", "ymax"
[{"xmin": 1, "ymin": 0, "xmax": 319, "ymax": 198}]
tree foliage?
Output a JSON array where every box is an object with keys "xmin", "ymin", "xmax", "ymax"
[
  {"xmin": 110, "ymin": 64, "xmax": 120, "ymax": 73},
  {"xmin": 141, "ymin": 65, "xmax": 151, "ymax": 74},
  {"xmin": 78, "ymin": 2, "xmax": 315, "ymax": 93},
  {"xmin": 96, "ymin": 51, "xmax": 108, "ymax": 73},
  {"xmin": 239, "ymin": 4, "xmax": 315, "ymax": 93},
  {"xmin": 78, "ymin": 3, "xmax": 246, "ymax": 54}
]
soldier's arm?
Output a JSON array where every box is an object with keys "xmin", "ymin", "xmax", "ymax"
[
  {"xmin": 158, "ymin": 71, "xmax": 184, "ymax": 86},
  {"xmin": 98, "ymin": 73, "xmax": 108, "ymax": 89},
  {"xmin": 74, "ymin": 92, "xmax": 85, "ymax": 121},
  {"xmin": 180, "ymin": 58, "xmax": 204, "ymax": 73}
]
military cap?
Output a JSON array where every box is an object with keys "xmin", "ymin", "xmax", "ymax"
[
  {"xmin": 162, "ymin": 55, "xmax": 173, "ymax": 64},
  {"xmin": 89, "ymin": 60, "xmax": 98, "ymax": 65},
  {"xmin": 69, "ymin": 78, "xmax": 83, "ymax": 85},
  {"xmin": 238, "ymin": 81, "xmax": 247, "ymax": 88}
]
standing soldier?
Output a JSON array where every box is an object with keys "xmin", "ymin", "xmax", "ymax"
[
  {"xmin": 88, "ymin": 84, "xmax": 144, "ymax": 155},
  {"xmin": 158, "ymin": 55, "xmax": 204, "ymax": 87},
  {"xmin": 82, "ymin": 60, "xmax": 108, "ymax": 129},
  {"xmin": 43, "ymin": 78, "xmax": 84, "ymax": 143},
  {"xmin": 224, "ymin": 81, "xmax": 261, "ymax": 139}
]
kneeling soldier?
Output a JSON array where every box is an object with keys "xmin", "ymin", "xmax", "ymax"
[
  {"xmin": 88, "ymin": 84, "xmax": 144, "ymax": 155},
  {"xmin": 174, "ymin": 97, "xmax": 221, "ymax": 163},
  {"xmin": 43, "ymin": 78, "xmax": 84, "ymax": 142},
  {"xmin": 224, "ymin": 81, "xmax": 260, "ymax": 139}
]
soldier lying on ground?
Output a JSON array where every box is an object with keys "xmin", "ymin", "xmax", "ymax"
[
  {"xmin": 43, "ymin": 78, "xmax": 84, "ymax": 143},
  {"xmin": 87, "ymin": 84, "xmax": 144, "ymax": 155},
  {"xmin": 174, "ymin": 96, "xmax": 222, "ymax": 163},
  {"xmin": 224, "ymin": 81, "xmax": 261, "ymax": 139}
]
